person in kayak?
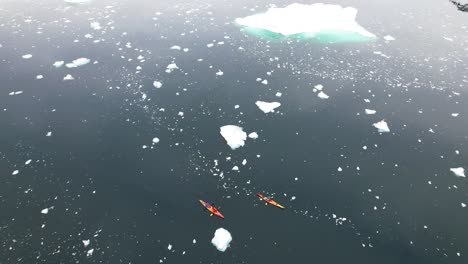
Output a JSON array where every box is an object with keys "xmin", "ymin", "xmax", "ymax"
[{"xmin": 449, "ymin": 0, "xmax": 468, "ymax": 12}]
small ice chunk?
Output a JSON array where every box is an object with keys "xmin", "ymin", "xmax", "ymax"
[
  {"xmin": 66, "ymin": 58, "xmax": 90, "ymax": 68},
  {"xmin": 373, "ymin": 120, "xmax": 390, "ymax": 133},
  {"xmin": 41, "ymin": 208, "xmax": 49, "ymax": 214},
  {"xmin": 25, "ymin": 159, "xmax": 32, "ymax": 165},
  {"xmin": 242, "ymin": 159, "xmax": 247, "ymax": 165},
  {"xmin": 90, "ymin": 22, "xmax": 101, "ymax": 30},
  {"xmin": 152, "ymin": 137, "xmax": 160, "ymax": 144},
  {"xmin": 450, "ymin": 167, "xmax": 465, "ymax": 177},
  {"xmin": 193, "ymin": 239, "xmax": 197, "ymax": 244},
  {"xmin": 53, "ymin": 61, "xmax": 64, "ymax": 68},
  {"xmin": 276, "ymin": 92, "xmax": 282, "ymax": 97},
  {"xmin": 461, "ymin": 203, "xmax": 466, "ymax": 208},
  {"xmin": 46, "ymin": 131, "xmax": 52, "ymax": 137},
  {"xmin": 168, "ymin": 244, "xmax": 172, "ymax": 250},
  {"xmin": 337, "ymin": 167, "xmax": 342, "ymax": 172},
  {"xmin": 220, "ymin": 125, "xmax": 247, "ymax": 150},
  {"xmin": 452, "ymin": 113, "xmax": 459, "ymax": 117},
  {"xmin": 216, "ymin": 70, "xmax": 224, "ymax": 76},
  {"xmin": 86, "ymin": 249, "xmax": 94, "ymax": 257},
  {"xmin": 153, "ymin": 81, "xmax": 163, "ymax": 88},
  {"xmin": 170, "ymin": 45, "xmax": 181, "ymax": 50},
  {"xmin": 166, "ymin": 63, "xmax": 178, "ymax": 73},
  {"xmin": 255, "ymin": 101, "xmax": 281, "ymax": 113},
  {"xmin": 63, "ymin": 74, "xmax": 74, "ymax": 81},
  {"xmin": 261, "ymin": 79, "xmax": 268, "ymax": 85},
  {"xmin": 211, "ymin": 228, "xmax": 232, "ymax": 252},
  {"xmin": 36, "ymin": 75, "xmax": 44, "ymax": 80},
  {"xmin": 248, "ymin": 132, "xmax": 258, "ymax": 139},
  {"xmin": 314, "ymin": 84, "xmax": 323, "ymax": 90},
  {"xmin": 22, "ymin": 54, "xmax": 32, "ymax": 59},
  {"xmin": 232, "ymin": 166, "xmax": 239, "ymax": 171},
  {"xmin": 384, "ymin": 35, "xmax": 395, "ymax": 41},
  {"xmin": 12, "ymin": 170, "xmax": 19, "ymax": 175},
  {"xmin": 82, "ymin": 240, "xmax": 90, "ymax": 247},
  {"xmin": 317, "ymin": 91, "xmax": 329, "ymax": 99},
  {"xmin": 365, "ymin": 109, "xmax": 376, "ymax": 115}
]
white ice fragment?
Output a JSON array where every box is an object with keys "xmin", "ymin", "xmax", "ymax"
[
  {"xmin": 166, "ymin": 63, "xmax": 178, "ymax": 73},
  {"xmin": 317, "ymin": 91, "xmax": 329, "ymax": 99},
  {"xmin": 450, "ymin": 167, "xmax": 465, "ymax": 177},
  {"xmin": 36, "ymin": 75, "xmax": 44, "ymax": 80},
  {"xmin": 216, "ymin": 70, "xmax": 224, "ymax": 76},
  {"xmin": 373, "ymin": 120, "xmax": 390, "ymax": 133},
  {"xmin": 255, "ymin": 101, "xmax": 281, "ymax": 113},
  {"xmin": 153, "ymin": 81, "xmax": 163, "ymax": 88},
  {"xmin": 220, "ymin": 125, "xmax": 247, "ymax": 150},
  {"xmin": 384, "ymin": 35, "xmax": 395, "ymax": 41},
  {"xmin": 337, "ymin": 167, "xmax": 342, "ymax": 172},
  {"xmin": 461, "ymin": 203, "xmax": 466, "ymax": 208},
  {"xmin": 53, "ymin": 61, "xmax": 64, "ymax": 68},
  {"xmin": 193, "ymin": 239, "xmax": 196, "ymax": 244},
  {"xmin": 211, "ymin": 228, "xmax": 232, "ymax": 252},
  {"xmin": 314, "ymin": 84, "xmax": 323, "ymax": 90},
  {"xmin": 25, "ymin": 159, "xmax": 32, "ymax": 165},
  {"xmin": 66, "ymin": 58, "xmax": 90, "ymax": 68},
  {"xmin": 452, "ymin": 113, "xmax": 459, "ymax": 117},
  {"xmin": 82, "ymin": 240, "xmax": 90, "ymax": 247},
  {"xmin": 291, "ymin": 196, "xmax": 296, "ymax": 201},
  {"xmin": 12, "ymin": 170, "xmax": 19, "ymax": 175},
  {"xmin": 235, "ymin": 3, "xmax": 376, "ymax": 38},
  {"xmin": 242, "ymin": 159, "xmax": 247, "ymax": 165},
  {"xmin": 248, "ymin": 132, "xmax": 258, "ymax": 139},
  {"xmin": 90, "ymin": 22, "xmax": 101, "ymax": 30},
  {"xmin": 168, "ymin": 244, "xmax": 172, "ymax": 250},
  {"xmin": 86, "ymin": 249, "xmax": 94, "ymax": 257},
  {"xmin": 63, "ymin": 74, "xmax": 74, "ymax": 81},
  {"xmin": 365, "ymin": 109, "xmax": 376, "ymax": 115},
  {"xmin": 41, "ymin": 208, "xmax": 49, "ymax": 214},
  {"xmin": 276, "ymin": 92, "xmax": 282, "ymax": 97},
  {"xmin": 170, "ymin": 45, "xmax": 181, "ymax": 50},
  {"xmin": 232, "ymin": 166, "xmax": 239, "ymax": 171},
  {"xmin": 261, "ymin": 79, "xmax": 268, "ymax": 85},
  {"xmin": 46, "ymin": 131, "xmax": 52, "ymax": 137},
  {"xmin": 152, "ymin": 137, "xmax": 160, "ymax": 144},
  {"xmin": 22, "ymin": 54, "xmax": 32, "ymax": 59}
]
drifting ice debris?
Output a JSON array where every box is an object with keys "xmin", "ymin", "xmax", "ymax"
[
  {"xmin": 314, "ymin": 84, "xmax": 323, "ymax": 90},
  {"xmin": 86, "ymin": 249, "xmax": 94, "ymax": 257},
  {"xmin": 63, "ymin": 74, "xmax": 74, "ymax": 81},
  {"xmin": 41, "ymin": 208, "xmax": 49, "ymax": 214},
  {"xmin": 261, "ymin": 79, "xmax": 268, "ymax": 85},
  {"xmin": 153, "ymin": 81, "xmax": 163, "ymax": 88},
  {"xmin": 193, "ymin": 239, "xmax": 196, "ymax": 244},
  {"xmin": 166, "ymin": 63, "xmax": 178, "ymax": 73},
  {"xmin": 22, "ymin": 54, "xmax": 32, "ymax": 59},
  {"xmin": 152, "ymin": 137, "xmax": 160, "ymax": 144},
  {"xmin": 90, "ymin": 22, "xmax": 101, "ymax": 30},
  {"xmin": 211, "ymin": 228, "xmax": 232, "ymax": 252},
  {"xmin": 36, "ymin": 75, "xmax": 44, "ymax": 79},
  {"xmin": 12, "ymin": 170, "xmax": 19, "ymax": 175},
  {"xmin": 53, "ymin": 61, "xmax": 64, "ymax": 68},
  {"xmin": 168, "ymin": 244, "xmax": 172, "ymax": 250},
  {"xmin": 450, "ymin": 167, "xmax": 465, "ymax": 177},
  {"xmin": 462, "ymin": 203, "xmax": 467, "ymax": 208},
  {"xmin": 9, "ymin": 91, "xmax": 23, "ymax": 96},
  {"xmin": 220, "ymin": 125, "xmax": 247, "ymax": 150},
  {"xmin": 365, "ymin": 109, "xmax": 376, "ymax": 115},
  {"xmin": 46, "ymin": 131, "xmax": 52, "ymax": 137},
  {"xmin": 82, "ymin": 240, "xmax": 90, "ymax": 247},
  {"xmin": 66, "ymin": 58, "xmax": 90, "ymax": 68},
  {"xmin": 317, "ymin": 91, "xmax": 329, "ymax": 99},
  {"xmin": 170, "ymin": 45, "xmax": 181, "ymax": 50},
  {"xmin": 25, "ymin": 159, "xmax": 32, "ymax": 165},
  {"xmin": 235, "ymin": 3, "xmax": 376, "ymax": 39},
  {"xmin": 216, "ymin": 70, "xmax": 224, "ymax": 76},
  {"xmin": 232, "ymin": 166, "xmax": 239, "ymax": 171},
  {"xmin": 255, "ymin": 101, "xmax": 281, "ymax": 113},
  {"xmin": 373, "ymin": 120, "xmax": 390, "ymax": 133},
  {"xmin": 248, "ymin": 132, "xmax": 258, "ymax": 139},
  {"xmin": 384, "ymin": 35, "xmax": 395, "ymax": 41}
]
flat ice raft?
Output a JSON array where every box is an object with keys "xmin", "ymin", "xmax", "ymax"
[{"xmin": 235, "ymin": 3, "xmax": 376, "ymax": 39}]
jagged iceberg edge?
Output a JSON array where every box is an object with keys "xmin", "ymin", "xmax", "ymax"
[{"xmin": 235, "ymin": 3, "xmax": 376, "ymax": 40}]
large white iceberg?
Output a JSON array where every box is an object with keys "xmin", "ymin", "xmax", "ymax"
[
  {"xmin": 235, "ymin": 3, "xmax": 375, "ymax": 39},
  {"xmin": 255, "ymin": 101, "xmax": 281, "ymax": 113},
  {"xmin": 220, "ymin": 125, "xmax": 247, "ymax": 150},
  {"xmin": 211, "ymin": 228, "xmax": 232, "ymax": 252}
]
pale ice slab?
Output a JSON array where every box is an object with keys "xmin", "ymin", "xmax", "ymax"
[
  {"xmin": 82, "ymin": 240, "xmax": 90, "ymax": 247},
  {"xmin": 166, "ymin": 63, "xmax": 178, "ymax": 73},
  {"xmin": 211, "ymin": 228, "xmax": 232, "ymax": 252},
  {"xmin": 63, "ymin": 74, "xmax": 74, "ymax": 80},
  {"xmin": 255, "ymin": 101, "xmax": 281, "ymax": 113},
  {"xmin": 450, "ymin": 167, "xmax": 465, "ymax": 177},
  {"xmin": 235, "ymin": 3, "xmax": 376, "ymax": 38},
  {"xmin": 153, "ymin": 81, "xmax": 163, "ymax": 88},
  {"xmin": 12, "ymin": 170, "xmax": 19, "ymax": 175},
  {"xmin": 41, "ymin": 208, "xmax": 49, "ymax": 214},
  {"xmin": 248, "ymin": 132, "xmax": 258, "ymax": 139},
  {"xmin": 373, "ymin": 120, "xmax": 390, "ymax": 133},
  {"xmin": 365, "ymin": 109, "xmax": 376, "ymax": 115},
  {"xmin": 220, "ymin": 125, "xmax": 247, "ymax": 150},
  {"xmin": 152, "ymin": 137, "xmax": 160, "ymax": 144},
  {"xmin": 53, "ymin": 61, "xmax": 64, "ymax": 68},
  {"xmin": 22, "ymin": 54, "xmax": 32, "ymax": 59},
  {"xmin": 384, "ymin": 35, "xmax": 395, "ymax": 41},
  {"xmin": 317, "ymin": 91, "xmax": 329, "ymax": 99},
  {"xmin": 66, "ymin": 58, "xmax": 90, "ymax": 68}
]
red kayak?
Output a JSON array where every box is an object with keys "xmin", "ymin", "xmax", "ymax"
[
  {"xmin": 257, "ymin": 193, "xmax": 285, "ymax": 209},
  {"xmin": 199, "ymin": 199, "xmax": 225, "ymax": 219}
]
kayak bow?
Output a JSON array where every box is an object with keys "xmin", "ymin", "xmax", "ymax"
[
  {"xmin": 256, "ymin": 193, "xmax": 285, "ymax": 209},
  {"xmin": 199, "ymin": 199, "xmax": 225, "ymax": 219}
]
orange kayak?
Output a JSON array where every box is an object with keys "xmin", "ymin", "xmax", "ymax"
[
  {"xmin": 257, "ymin": 193, "xmax": 285, "ymax": 209},
  {"xmin": 199, "ymin": 199, "xmax": 225, "ymax": 219}
]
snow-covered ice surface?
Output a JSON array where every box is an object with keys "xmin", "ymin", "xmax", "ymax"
[
  {"xmin": 235, "ymin": 3, "xmax": 376, "ymax": 41},
  {"xmin": 211, "ymin": 228, "xmax": 232, "ymax": 252},
  {"xmin": 1, "ymin": 0, "xmax": 468, "ymax": 263}
]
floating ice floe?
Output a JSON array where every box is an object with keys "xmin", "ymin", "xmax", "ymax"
[
  {"xmin": 25, "ymin": 159, "xmax": 32, "ymax": 165},
  {"xmin": 152, "ymin": 137, "xmax": 160, "ymax": 144},
  {"xmin": 12, "ymin": 170, "xmax": 19, "ymax": 175},
  {"xmin": 220, "ymin": 125, "xmax": 247, "ymax": 150},
  {"xmin": 235, "ymin": 3, "xmax": 376, "ymax": 39},
  {"xmin": 373, "ymin": 120, "xmax": 390, "ymax": 133},
  {"xmin": 82, "ymin": 240, "xmax": 90, "ymax": 247},
  {"xmin": 167, "ymin": 244, "xmax": 172, "ymax": 250},
  {"xmin": 317, "ymin": 91, "xmax": 329, "ymax": 99},
  {"xmin": 276, "ymin": 92, "xmax": 282, "ymax": 97},
  {"xmin": 86, "ymin": 249, "xmax": 94, "ymax": 257},
  {"xmin": 90, "ymin": 22, "xmax": 101, "ymax": 30},
  {"xmin": 153, "ymin": 81, "xmax": 163, "ymax": 88},
  {"xmin": 41, "ymin": 208, "xmax": 49, "ymax": 214},
  {"xmin": 452, "ymin": 113, "xmax": 459, "ymax": 117},
  {"xmin": 365, "ymin": 109, "xmax": 376, "ymax": 115},
  {"xmin": 166, "ymin": 63, "xmax": 178, "ymax": 73},
  {"xmin": 170, "ymin": 45, "xmax": 181, "ymax": 50},
  {"xmin": 216, "ymin": 70, "xmax": 224, "ymax": 76},
  {"xmin": 9, "ymin": 91, "xmax": 23, "ymax": 96},
  {"xmin": 193, "ymin": 239, "xmax": 196, "ymax": 244},
  {"xmin": 66, "ymin": 58, "xmax": 90, "ymax": 68},
  {"xmin": 211, "ymin": 228, "xmax": 232, "ymax": 252},
  {"xmin": 22, "ymin": 54, "xmax": 32, "ymax": 59},
  {"xmin": 53, "ymin": 61, "xmax": 64, "ymax": 68},
  {"xmin": 384, "ymin": 35, "xmax": 395, "ymax": 41},
  {"xmin": 46, "ymin": 131, "xmax": 52, "ymax": 137},
  {"xmin": 248, "ymin": 132, "xmax": 258, "ymax": 139},
  {"xmin": 63, "ymin": 74, "xmax": 74, "ymax": 81},
  {"xmin": 255, "ymin": 101, "xmax": 281, "ymax": 113},
  {"xmin": 450, "ymin": 167, "xmax": 465, "ymax": 177}
]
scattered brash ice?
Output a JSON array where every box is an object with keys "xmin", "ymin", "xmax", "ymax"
[
  {"xmin": 235, "ymin": 3, "xmax": 376, "ymax": 39},
  {"xmin": 373, "ymin": 120, "xmax": 390, "ymax": 133},
  {"xmin": 220, "ymin": 125, "xmax": 247, "ymax": 150},
  {"xmin": 255, "ymin": 101, "xmax": 281, "ymax": 113},
  {"xmin": 211, "ymin": 228, "xmax": 232, "ymax": 252},
  {"xmin": 166, "ymin": 63, "xmax": 178, "ymax": 73}
]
